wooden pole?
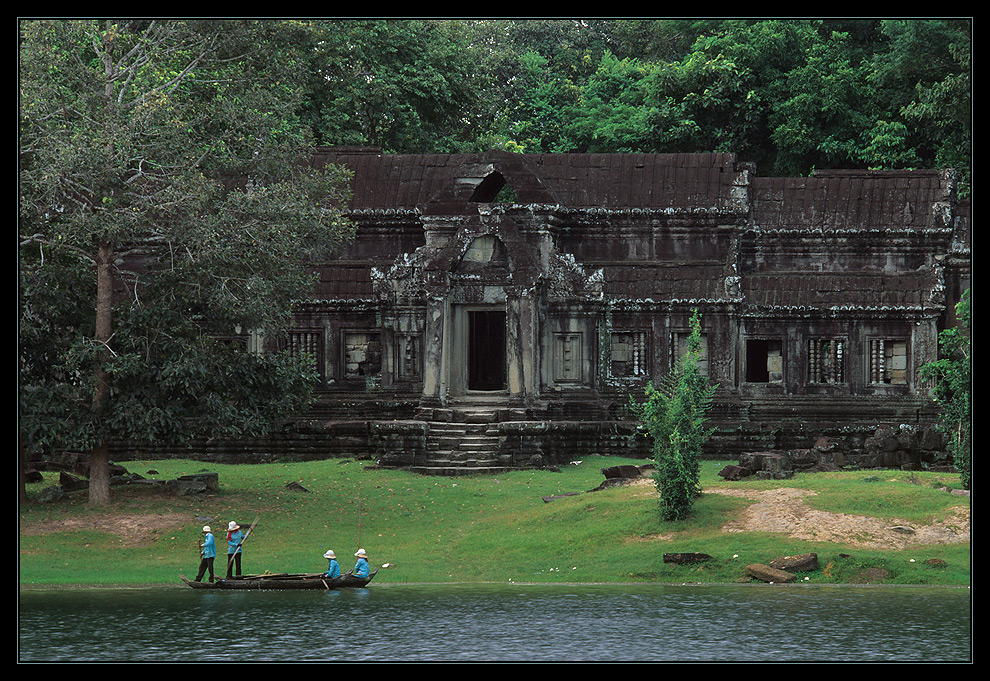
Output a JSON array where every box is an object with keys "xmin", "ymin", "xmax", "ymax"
[{"xmin": 225, "ymin": 516, "xmax": 259, "ymax": 576}]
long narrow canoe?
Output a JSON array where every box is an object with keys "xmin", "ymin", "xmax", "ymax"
[{"xmin": 180, "ymin": 570, "xmax": 377, "ymax": 590}]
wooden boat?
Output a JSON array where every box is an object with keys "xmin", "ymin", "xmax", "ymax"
[{"xmin": 180, "ymin": 570, "xmax": 377, "ymax": 590}]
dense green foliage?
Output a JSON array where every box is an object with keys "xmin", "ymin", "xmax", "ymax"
[
  {"xmin": 634, "ymin": 311, "xmax": 718, "ymax": 520},
  {"xmin": 19, "ymin": 20, "xmax": 355, "ymax": 504},
  {"xmin": 294, "ymin": 19, "xmax": 971, "ymax": 193},
  {"xmin": 920, "ymin": 289, "xmax": 971, "ymax": 489}
]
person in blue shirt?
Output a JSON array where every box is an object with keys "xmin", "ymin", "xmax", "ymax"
[
  {"xmin": 225, "ymin": 521, "xmax": 245, "ymax": 579},
  {"xmin": 195, "ymin": 526, "xmax": 216, "ymax": 582},
  {"xmin": 324, "ymin": 550, "xmax": 341, "ymax": 579},
  {"xmin": 352, "ymin": 548, "xmax": 370, "ymax": 578}
]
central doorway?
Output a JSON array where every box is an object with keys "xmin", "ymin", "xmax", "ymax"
[{"xmin": 467, "ymin": 310, "xmax": 506, "ymax": 391}]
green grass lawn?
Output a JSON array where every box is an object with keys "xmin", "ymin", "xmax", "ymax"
[{"xmin": 18, "ymin": 457, "xmax": 970, "ymax": 587}]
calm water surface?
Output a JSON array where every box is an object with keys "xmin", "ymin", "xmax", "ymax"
[{"xmin": 19, "ymin": 583, "xmax": 971, "ymax": 663}]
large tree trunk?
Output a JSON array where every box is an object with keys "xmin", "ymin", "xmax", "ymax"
[
  {"xmin": 88, "ymin": 242, "xmax": 114, "ymax": 506},
  {"xmin": 19, "ymin": 442, "xmax": 31, "ymax": 505},
  {"xmin": 88, "ymin": 442, "xmax": 113, "ymax": 506}
]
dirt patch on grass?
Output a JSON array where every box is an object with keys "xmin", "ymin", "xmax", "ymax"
[
  {"xmin": 621, "ymin": 478, "xmax": 969, "ymax": 550},
  {"xmin": 708, "ymin": 487, "xmax": 970, "ymax": 550},
  {"xmin": 20, "ymin": 513, "xmax": 190, "ymax": 547}
]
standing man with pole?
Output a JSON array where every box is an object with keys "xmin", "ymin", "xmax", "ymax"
[
  {"xmin": 225, "ymin": 521, "xmax": 245, "ymax": 579},
  {"xmin": 223, "ymin": 517, "xmax": 259, "ymax": 580},
  {"xmin": 195, "ymin": 525, "xmax": 216, "ymax": 582}
]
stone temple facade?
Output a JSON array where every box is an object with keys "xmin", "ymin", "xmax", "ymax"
[{"xmin": 126, "ymin": 148, "xmax": 972, "ymax": 473}]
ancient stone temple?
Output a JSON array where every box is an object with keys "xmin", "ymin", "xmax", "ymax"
[{"xmin": 126, "ymin": 149, "xmax": 971, "ymax": 473}]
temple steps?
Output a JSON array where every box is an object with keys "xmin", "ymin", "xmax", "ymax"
[
  {"xmin": 404, "ymin": 466, "xmax": 519, "ymax": 476},
  {"xmin": 426, "ymin": 421, "xmax": 501, "ymax": 469}
]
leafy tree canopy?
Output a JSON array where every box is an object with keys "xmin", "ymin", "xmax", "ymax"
[
  {"xmin": 310, "ymin": 19, "xmax": 970, "ymax": 190},
  {"xmin": 19, "ymin": 19, "xmax": 355, "ymax": 503}
]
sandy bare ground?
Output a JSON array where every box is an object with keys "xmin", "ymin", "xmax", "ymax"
[
  {"xmin": 20, "ymin": 513, "xmax": 190, "ymax": 547},
  {"xmin": 708, "ymin": 486, "xmax": 970, "ymax": 550},
  {"xmin": 623, "ymin": 478, "xmax": 969, "ymax": 550}
]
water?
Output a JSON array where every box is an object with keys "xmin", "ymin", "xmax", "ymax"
[{"xmin": 19, "ymin": 584, "xmax": 971, "ymax": 663}]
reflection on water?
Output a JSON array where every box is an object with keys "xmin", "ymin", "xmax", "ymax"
[{"xmin": 19, "ymin": 584, "xmax": 971, "ymax": 663}]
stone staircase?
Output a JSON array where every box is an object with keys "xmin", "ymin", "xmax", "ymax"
[
  {"xmin": 425, "ymin": 421, "xmax": 500, "ymax": 467},
  {"xmin": 376, "ymin": 402, "xmax": 617, "ymax": 475},
  {"xmin": 411, "ymin": 406, "xmax": 501, "ymax": 475}
]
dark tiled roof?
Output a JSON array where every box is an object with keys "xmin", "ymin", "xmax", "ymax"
[
  {"xmin": 315, "ymin": 149, "xmax": 954, "ymax": 232},
  {"xmin": 313, "ymin": 262, "xmax": 374, "ymax": 299},
  {"xmin": 750, "ymin": 169, "xmax": 951, "ymax": 231},
  {"xmin": 742, "ymin": 272, "xmax": 937, "ymax": 309},
  {"xmin": 528, "ymin": 152, "xmax": 742, "ymax": 210},
  {"xmin": 602, "ymin": 263, "xmax": 727, "ymax": 300},
  {"xmin": 306, "ymin": 150, "xmax": 958, "ymax": 304},
  {"xmin": 312, "ymin": 148, "xmax": 746, "ymax": 211}
]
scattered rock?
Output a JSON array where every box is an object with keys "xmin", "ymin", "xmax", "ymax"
[
  {"xmin": 111, "ymin": 472, "xmax": 153, "ymax": 486},
  {"xmin": 738, "ymin": 452, "xmax": 793, "ymax": 479},
  {"xmin": 542, "ymin": 492, "xmax": 580, "ymax": 503},
  {"xmin": 35, "ymin": 485, "xmax": 65, "ymax": 504},
  {"xmin": 59, "ymin": 471, "xmax": 88, "ymax": 492},
  {"xmin": 746, "ymin": 563, "xmax": 797, "ymax": 583},
  {"xmin": 165, "ymin": 472, "xmax": 219, "ymax": 496},
  {"xmin": 717, "ymin": 464, "xmax": 752, "ymax": 481},
  {"xmin": 176, "ymin": 472, "xmax": 219, "ymax": 492},
  {"xmin": 722, "ymin": 426, "xmax": 960, "ymax": 478},
  {"xmin": 853, "ymin": 567, "xmax": 890, "ymax": 583},
  {"xmin": 663, "ymin": 552, "xmax": 714, "ymax": 564},
  {"xmin": 589, "ymin": 464, "xmax": 656, "ymax": 492},
  {"xmin": 600, "ymin": 464, "xmax": 655, "ymax": 479},
  {"xmin": 862, "ymin": 425, "xmax": 947, "ymax": 469},
  {"xmin": 167, "ymin": 478, "xmax": 208, "ymax": 496},
  {"xmin": 125, "ymin": 477, "xmax": 167, "ymax": 487},
  {"xmin": 768, "ymin": 552, "xmax": 819, "ymax": 572}
]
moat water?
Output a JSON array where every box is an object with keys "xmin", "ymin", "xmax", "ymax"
[{"xmin": 19, "ymin": 583, "xmax": 971, "ymax": 663}]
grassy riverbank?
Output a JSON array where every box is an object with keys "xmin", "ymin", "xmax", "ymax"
[{"xmin": 19, "ymin": 457, "xmax": 970, "ymax": 587}]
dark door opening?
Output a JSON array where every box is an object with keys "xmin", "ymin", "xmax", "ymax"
[{"xmin": 468, "ymin": 310, "xmax": 506, "ymax": 391}]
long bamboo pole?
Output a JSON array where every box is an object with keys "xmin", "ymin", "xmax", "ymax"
[{"xmin": 224, "ymin": 516, "xmax": 259, "ymax": 577}]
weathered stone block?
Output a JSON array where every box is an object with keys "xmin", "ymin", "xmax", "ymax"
[
  {"xmin": 176, "ymin": 472, "xmax": 219, "ymax": 492},
  {"xmin": 663, "ymin": 552, "xmax": 714, "ymax": 564},
  {"xmin": 745, "ymin": 563, "xmax": 797, "ymax": 583},
  {"xmin": 768, "ymin": 553, "xmax": 819, "ymax": 572},
  {"xmin": 718, "ymin": 464, "xmax": 752, "ymax": 480},
  {"xmin": 167, "ymin": 478, "xmax": 207, "ymax": 496}
]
